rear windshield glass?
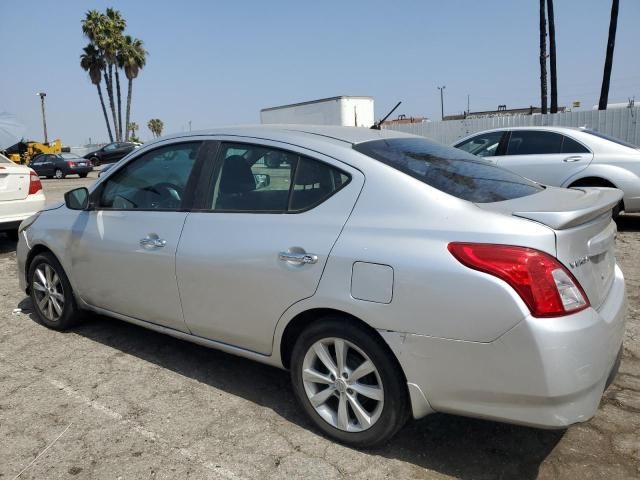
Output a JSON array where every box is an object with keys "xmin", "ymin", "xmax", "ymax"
[
  {"xmin": 582, "ymin": 129, "xmax": 639, "ymax": 149},
  {"xmin": 354, "ymin": 137, "xmax": 543, "ymax": 203}
]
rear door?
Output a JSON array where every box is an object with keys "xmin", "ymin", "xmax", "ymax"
[
  {"xmin": 496, "ymin": 130, "xmax": 593, "ymax": 185},
  {"xmin": 176, "ymin": 139, "xmax": 363, "ymax": 354},
  {"xmin": 0, "ymin": 159, "xmax": 30, "ymax": 201}
]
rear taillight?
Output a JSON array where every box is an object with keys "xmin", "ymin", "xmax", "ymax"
[
  {"xmin": 448, "ymin": 243, "xmax": 589, "ymax": 317},
  {"xmin": 67, "ymin": 161, "xmax": 76, "ymax": 167},
  {"xmin": 28, "ymin": 169, "xmax": 42, "ymax": 195}
]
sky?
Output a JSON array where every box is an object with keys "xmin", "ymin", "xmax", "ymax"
[{"xmin": 1, "ymin": 0, "xmax": 639, "ymax": 145}]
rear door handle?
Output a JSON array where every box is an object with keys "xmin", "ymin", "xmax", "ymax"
[
  {"xmin": 140, "ymin": 234, "xmax": 166, "ymax": 249},
  {"xmin": 563, "ymin": 156, "xmax": 583, "ymax": 163},
  {"xmin": 279, "ymin": 251, "xmax": 318, "ymax": 264}
]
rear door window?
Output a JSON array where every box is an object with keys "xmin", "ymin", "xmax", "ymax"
[
  {"xmin": 561, "ymin": 136, "xmax": 590, "ymax": 154},
  {"xmin": 354, "ymin": 137, "xmax": 543, "ymax": 203},
  {"xmin": 506, "ymin": 131, "xmax": 563, "ymax": 155}
]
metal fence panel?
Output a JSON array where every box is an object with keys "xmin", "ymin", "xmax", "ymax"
[{"xmin": 384, "ymin": 107, "xmax": 640, "ymax": 146}]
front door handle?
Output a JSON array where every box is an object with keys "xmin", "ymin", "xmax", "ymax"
[
  {"xmin": 140, "ymin": 234, "xmax": 167, "ymax": 249},
  {"xmin": 563, "ymin": 155, "xmax": 583, "ymax": 163},
  {"xmin": 279, "ymin": 251, "xmax": 318, "ymax": 264}
]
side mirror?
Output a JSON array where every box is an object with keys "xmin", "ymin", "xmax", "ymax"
[
  {"xmin": 254, "ymin": 173, "xmax": 271, "ymax": 190},
  {"xmin": 64, "ymin": 187, "xmax": 90, "ymax": 210}
]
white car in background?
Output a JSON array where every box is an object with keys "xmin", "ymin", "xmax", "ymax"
[
  {"xmin": 0, "ymin": 153, "xmax": 45, "ymax": 240},
  {"xmin": 454, "ymin": 127, "xmax": 640, "ymax": 216}
]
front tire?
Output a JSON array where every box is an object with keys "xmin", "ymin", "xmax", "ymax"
[
  {"xmin": 290, "ymin": 318, "xmax": 410, "ymax": 448},
  {"xmin": 28, "ymin": 252, "xmax": 83, "ymax": 330},
  {"xmin": 79, "ymin": 173, "xmax": 88, "ymax": 178},
  {"xmin": 54, "ymin": 168, "xmax": 65, "ymax": 179}
]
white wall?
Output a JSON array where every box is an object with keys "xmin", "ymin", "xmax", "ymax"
[{"xmin": 383, "ymin": 107, "xmax": 640, "ymax": 146}]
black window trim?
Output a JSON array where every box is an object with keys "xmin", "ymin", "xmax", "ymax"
[
  {"xmin": 90, "ymin": 140, "xmax": 207, "ymax": 213},
  {"xmin": 191, "ymin": 140, "xmax": 352, "ymax": 214}
]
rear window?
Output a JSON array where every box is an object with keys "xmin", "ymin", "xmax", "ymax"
[
  {"xmin": 354, "ymin": 137, "xmax": 543, "ymax": 203},
  {"xmin": 582, "ymin": 129, "xmax": 639, "ymax": 149}
]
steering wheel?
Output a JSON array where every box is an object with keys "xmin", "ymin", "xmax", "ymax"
[{"xmin": 149, "ymin": 182, "xmax": 183, "ymax": 209}]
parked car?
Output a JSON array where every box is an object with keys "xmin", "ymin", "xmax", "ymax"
[
  {"xmin": 84, "ymin": 142, "xmax": 139, "ymax": 166},
  {"xmin": 453, "ymin": 126, "xmax": 640, "ymax": 216},
  {"xmin": 0, "ymin": 153, "xmax": 44, "ymax": 240},
  {"xmin": 16, "ymin": 126, "xmax": 626, "ymax": 447},
  {"xmin": 30, "ymin": 153, "xmax": 92, "ymax": 179}
]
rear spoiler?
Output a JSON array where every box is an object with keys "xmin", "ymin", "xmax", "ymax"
[{"xmin": 512, "ymin": 187, "xmax": 623, "ymax": 230}]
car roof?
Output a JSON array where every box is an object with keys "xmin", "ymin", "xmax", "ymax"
[{"xmin": 147, "ymin": 125, "xmax": 415, "ymax": 147}]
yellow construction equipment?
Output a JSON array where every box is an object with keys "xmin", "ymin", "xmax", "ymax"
[{"xmin": 6, "ymin": 139, "xmax": 63, "ymax": 164}]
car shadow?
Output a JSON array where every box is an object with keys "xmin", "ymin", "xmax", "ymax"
[
  {"xmin": 0, "ymin": 234, "xmax": 17, "ymax": 254},
  {"xmin": 616, "ymin": 213, "xmax": 640, "ymax": 232},
  {"xmin": 18, "ymin": 298, "xmax": 563, "ymax": 479}
]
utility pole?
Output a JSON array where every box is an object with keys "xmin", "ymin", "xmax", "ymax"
[
  {"xmin": 437, "ymin": 86, "xmax": 446, "ymax": 121},
  {"xmin": 37, "ymin": 92, "xmax": 48, "ymax": 143},
  {"xmin": 467, "ymin": 94, "xmax": 470, "ymax": 115},
  {"xmin": 188, "ymin": 120, "xmax": 192, "ymax": 132}
]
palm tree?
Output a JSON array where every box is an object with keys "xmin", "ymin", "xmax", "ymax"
[
  {"xmin": 80, "ymin": 44, "xmax": 113, "ymax": 142},
  {"xmin": 539, "ymin": 0, "xmax": 548, "ymax": 114},
  {"xmin": 128, "ymin": 121, "xmax": 139, "ymax": 140},
  {"xmin": 599, "ymin": 0, "xmax": 620, "ymax": 110},
  {"xmin": 147, "ymin": 119, "xmax": 164, "ymax": 138},
  {"xmin": 105, "ymin": 8, "xmax": 126, "ymax": 139},
  {"xmin": 547, "ymin": 0, "xmax": 558, "ymax": 113},
  {"xmin": 119, "ymin": 36, "xmax": 147, "ymax": 141}
]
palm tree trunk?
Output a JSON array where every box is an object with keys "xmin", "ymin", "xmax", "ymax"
[
  {"xmin": 547, "ymin": 0, "xmax": 558, "ymax": 113},
  {"xmin": 539, "ymin": 0, "xmax": 548, "ymax": 114},
  {"xmin": 107, "ymin": 64, "xmax": 120, "ymax": 141},
  {"xmin": 115, "ymin": 68, "xmax": 123, "ymax": 140},
  {"xmin": 97, "ymin": 83, "xmax": 113, "ymax": 142},
  {"xmin": 599, "ymin": 0, "xmax": 619, "ymax": 110},
  {"xmin": 125, "ymin": 78, "xmax": 133, "ymax": 141}
]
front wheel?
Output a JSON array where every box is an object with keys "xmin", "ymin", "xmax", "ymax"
[
  {"xmin": 290, "ymin": 318, "xmax": 410, "ymax": 448},
  {"xmin": 54, "ymin": 168, "xmax": 65, "ymax": 179},
  {"xmin": 79, "ymin": 173, "xmax": 88, "ymax": 178},
  {"xmin": 28, "ymin": 252, "xmax": 83, "ymax": 330}
]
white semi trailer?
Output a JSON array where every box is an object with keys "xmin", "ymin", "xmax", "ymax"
[{"xmin": 260, "ymin": 96, "xmax": 374, "ymax": 127}]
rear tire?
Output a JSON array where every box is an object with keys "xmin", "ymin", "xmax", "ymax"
[
  {"xmin": 290, "ymin": 317, "xmax": 410, "ymax": 448},
  {"xmin": 28, "ymin": 252, "xmax": 83, "ymax": 330}
]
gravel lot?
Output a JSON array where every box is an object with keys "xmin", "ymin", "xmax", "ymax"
[{"xmin": 1, "ymin": 173, "xmax": 639, "ymax": 479}]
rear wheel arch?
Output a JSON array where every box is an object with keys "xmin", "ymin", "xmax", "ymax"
[{"xmin": 279, "ymin": 308, "xmax": 406, "ymax": 379}]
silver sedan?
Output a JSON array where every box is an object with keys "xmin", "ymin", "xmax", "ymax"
[
  {"xmin": 454, "ymin": 126, "xmax": 640, "ymax": 216},
  {"xmin": 16, "ymin": 126, "xmax": 626, "ymax": 447}
]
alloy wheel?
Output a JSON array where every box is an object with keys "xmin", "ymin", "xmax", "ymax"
[
  {"xmin": 301, "ymin": 337, "xmax": 384, "ymax": 432},
  {"xmin": 55, "ymin": 169, "xmax": 63, "ymax": 179},
  {"xmin": 32, "ymin": 263, "xmax": 65, "ymax": 321}
]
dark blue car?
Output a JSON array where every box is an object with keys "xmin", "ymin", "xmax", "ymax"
[{"xmin": 30, "ymin": 153, "xmax": 93, "ymax": 179}]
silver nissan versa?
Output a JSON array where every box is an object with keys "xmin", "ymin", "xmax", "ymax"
[{"xmin": 16, "ymin": 126, "xmax": 626, "ymax": 447}]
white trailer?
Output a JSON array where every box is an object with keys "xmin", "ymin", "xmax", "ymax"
[{"xmin": 260, "ymin": 96, "xmax": 374, "ymax": 128}]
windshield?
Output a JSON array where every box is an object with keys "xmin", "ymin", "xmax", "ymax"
[
  {"xmin": 582, "ymin": 129, "xmax": 639, "ymax": 149},
  {"xmin": 354, "ymin": 137, "xmax": 544, "ymax": 203}
]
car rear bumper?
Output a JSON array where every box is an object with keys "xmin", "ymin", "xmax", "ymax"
[
  {"xmin": 380, "ymin": 264, "xmax": 627, "ymax": 428},
  {"xmin": 68, "ymin": 166, "xmax": 93, "ymax": 174},
  {"xmin": 0, "ymin": 192, "xmax": 46, "ymax": 230}
]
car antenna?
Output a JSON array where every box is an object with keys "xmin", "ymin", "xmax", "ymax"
[{"xmin": 371, "ymin": 101, "xmax": 402, "ymax": 130}]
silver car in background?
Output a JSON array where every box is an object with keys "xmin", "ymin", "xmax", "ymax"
[
  {"xmin": 16, "ymin": 126, "xmax": 626, "ymax": 447},
  {"xmin": 454, "ymin": 126, "xmax": 640, "ymax": 216}
]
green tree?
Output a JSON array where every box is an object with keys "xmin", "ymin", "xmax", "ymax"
[
  {"xmin": 80, "ymin": 44, "xmax": 113, "ymax": 142},
  {"xmin": 147, "ymin": 119, "xmax": 164, "ymax": 138},
  {"xmin": 119, "ymin": 36, "xmax": 147, "ymax": 141}
]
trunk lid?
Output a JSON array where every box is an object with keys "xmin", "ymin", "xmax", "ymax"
[
  {"xmin": 478, "ymin": 186, "xmax": 623, "ymax": 309},
  {"xmin": 0, "ymin": 164, "xmax": 30, "ymax": 201}
]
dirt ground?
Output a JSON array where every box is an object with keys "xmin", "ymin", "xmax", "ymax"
[{"xmin": 0, "ymin": 173, "xmax": 639, "ymax": 479}]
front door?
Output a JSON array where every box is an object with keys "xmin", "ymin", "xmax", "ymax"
[
  {"xmin": 176, "ymin": 140, "xmax": 363, "ymax": 354},
  {"xmin": 70, "ymin": 141, "xmax": 203, "ymax": 332},
  {"xmin": 496, "ymin": 130, "xmax": 593, "ymax": 185}
]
